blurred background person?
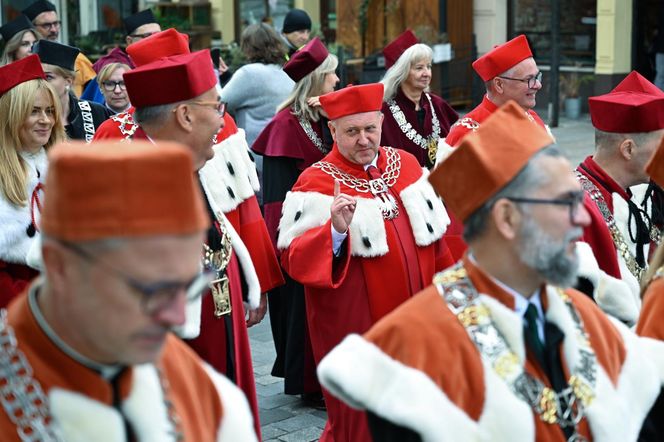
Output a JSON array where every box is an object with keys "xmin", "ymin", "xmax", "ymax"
[
  {"xmin": 0, "ymin": 54, "xmax": 65, "ymax": 306},
  {"xmin": 253, "ymin": 37, "xmax": 337, "ymax": 407},
  {"xmin": 0, "ymin": 15, "xmax": 39, "ymax": 65},
  {"xmin": 380, "ymin": 30, "xmax": 458, "ymax": 169},
  {"xmin": 33, "ymin": 40, "xmax": 112, "ymax": 141},
  {"xmin": 281, "ymin": 8, "xmax": 312, "ymax": 57},
  {"xmin": 97, "ymin": 62, "xmax": 131, "ymax": 114},
  {"xmin": 22, "ymin": 0, "xmax": 95, "ymax": 96},
  {"xmin": 221, "ymin": 22, "xmax": 294, "ymax": 203}
]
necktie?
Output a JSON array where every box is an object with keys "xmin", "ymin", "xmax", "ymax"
[
  {"xmin": 366, "ymin": 164, "xmax": 381, "ymax": 180},
  {"xmin": 523, "ymin": 303, "xmax": 545, "ymax": 366}
]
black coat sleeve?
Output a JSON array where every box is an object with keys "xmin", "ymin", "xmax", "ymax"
[
  {"xmin": 639, "ymin": 388, "xmax": 664, "ymax": 441},
  {"xmin": 366, "ymin": 411, "xmax": 422, "ymax": 442}
]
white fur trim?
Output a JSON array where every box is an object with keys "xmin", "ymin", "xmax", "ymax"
[
  {"xmin": 616, "ymin": 254, "xmax": 641, "ymax": 305},
  {"xmin": 583, "ymin": 317, "xmax": 664, "ymax": 441},
  {"xmin": 0, "ymin": 150, "xmax": 47, "ymax": 265},
  {"xmin": 203, "ymin": 364, "xmax": 258, "ymax": 442},
  {"xmin": 479, "ymin": 294, "xmax": 526, "ymax": 363},
  {"xmin": 277, "ymin": 191, "xmax": 389, "ymax": 257},
  {"xmin": 575, "ymin": 241, "xmax": 639, "ymax": 325},
  {"xmin": 177, "ymin": 288, "xmax": 203, "ymax": 339},
  {"xmin": 399, "ymin": 168, "xmax": 449, "ymax": 246},
  {"xmin": 434, "ymin": 138, "xmax": 455, "ymax": 166},
  {"xmin": 25, "ymin": 233, "xmax": 43, "ymax": 270},
  {"xmin": 199, "ymin": 129, "xmax": 260, "ymax": 214},
  {"xmin": 318, "ymin": 334, "xmax": 484, "ymax": 442},
  {"xmin": 123, "ymin": 364, "xmax": 176, "ymax": 441},
  {"xmin": 50, "ymin": 388, "xmax": 126, "ymax": 442}
]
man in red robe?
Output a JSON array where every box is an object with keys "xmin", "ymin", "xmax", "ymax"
[
  {"xmin": 442, "ymin": 35, "xmax": 549, "ymax": 260},
  {"xmin": 0, "ymin": 140, "xmax": 256, "ymax": 441},
  {"xmin": 576, "ymin": 71, "xmax": 664, "ymax": 313},
  {"xmin": 318, "ymin": 101, "xmax": 664, "ymax": 441},
  {"xmin": 120, "ymin": 45, "xmax": 284, "ymax": 439},
  {"xmin": 278, "ymin": 83, "xmax": 454, "ymax": 441}
]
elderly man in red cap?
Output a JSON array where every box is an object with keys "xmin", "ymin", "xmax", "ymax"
[
  {"xmin": 278, "ymin": 83, "xmax": 454, "ymax": 441},
  {"xmin": 576, "ymin": 71, "xmax": 664, "ymax": 317},
  {"xmin": 108, "ymin": 42, "xmax": 283, "ymax": 438},
  {"xmin": 316, "ymin": 101, "xmax": 664, "ymax": 442},
  {"xmin": 0, "ymin": 140, "xmax": 257, "ymax": 440},
  {"xmin": 445, "ymin": 34, "xmax": 546, "ymax": 147}
]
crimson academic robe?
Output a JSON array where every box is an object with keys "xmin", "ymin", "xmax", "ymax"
[
  {"xmin": 252, "ymin": 107, "xmax": 331, "ymax": 395},
  {"xmin": 442, "ymin": 95, "xmax": 548, "ymax": 261},
  {"xmin": 0, "ymin": 283, "xmax": 257, "ymax": 441},
  {"xmin": 91, "ymin": 111, "xmax": 282, "ymax": 438},
  {"xmin": 380, "ymin": 88, "xmax": 458, "ymax": 169},
  {"xmin": 279, "ymin": 146, "xmax": 453, "ymax": 441},
  {"xmin": 319, "ymin": 255, "xmax": 664, "ymax": 441}
]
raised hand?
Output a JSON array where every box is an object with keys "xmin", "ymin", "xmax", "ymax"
[{"xmin": 331, "ymin": 180, "xmax": 356, "ymax": 233}]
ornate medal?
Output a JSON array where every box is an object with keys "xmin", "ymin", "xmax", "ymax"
[
  {"xmin": 202, "ymin": 218, "xmax": 233, "ymax": 317},
  {"xmin": 210, "ymin": 275, "xmax": 231, "ymax": 317}
]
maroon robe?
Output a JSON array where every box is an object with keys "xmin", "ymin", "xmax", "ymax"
[
  {"xmin": 380, "ymin": 89, "xmax": 458, "ymax": 168},
  {"xmin": 252, "ymin": 107, "xmax": 329, "ymax": 395}
]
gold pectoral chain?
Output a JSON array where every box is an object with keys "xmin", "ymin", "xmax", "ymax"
[
  {"xmin": 203, "ymin": 219, "xmax": 233, "ymax": 317},
  {"xmin": 388, "ymin": 93, "xmax": 440, "ymax": 165},
  {"xmin": 575, "ymin": 172, "xmax": 654, "ymax": 282},
  {"xmin": 434, "ymin": 264, "xmax": 596, "ymax": 438}
]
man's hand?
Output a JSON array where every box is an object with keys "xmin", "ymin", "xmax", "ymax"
[
  {"xmin": 331, "ymin": 180, "xmax": 356, "ymax": 233},
  {"xmin": 246, "ymin": 293, "xmax": 267, "ymax": 328}
]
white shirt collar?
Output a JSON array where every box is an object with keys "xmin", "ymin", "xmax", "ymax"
[{"xmin": 362, "ymin": 151, "xmax": 379, "ymax": 171}]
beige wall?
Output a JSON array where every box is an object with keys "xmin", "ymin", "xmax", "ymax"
[
  {"xmin": 211, "ymin": 0, "xmax": 235, "ymax": 43},
  {"xmin": 595, "ymin": 0, "xmax": 632, "ymax": 75},
  {"xmin": 295, "ymin": 0, "xmax": 320, "ymax": 28},
  {"xmin": 473, "ymin": 0, "xmax": 508, "ymax": 55}
]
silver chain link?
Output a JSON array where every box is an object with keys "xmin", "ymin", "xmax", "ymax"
[{"xmin": 387, "ymin": 93, "xmax": 441, "ymax": 149}]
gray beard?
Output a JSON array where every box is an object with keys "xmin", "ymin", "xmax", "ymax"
[{"xmin": 518, "ymin": 218, "xmax": 582, "ymax": 288}]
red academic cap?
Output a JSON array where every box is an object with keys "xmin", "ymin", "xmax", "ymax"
[
  {"xmin": 472, "ymin": 35, "xmax": 533, "ymax": 82},
  {"xmin": 123, "ymin": 49, "xmax": 216, "ymax": 108},
  {"xmin": 0, "ymin": 54, "xmax": 45, "ymax": 96},
  {"xmin": 319, "ymin": 83, "xmax": 383, "ymax": 120},
  {"xmin": 127, "ymin": 28, "xmax": 190, "ymax": 67},
  {"xmin": 283, "ymin": 37, "xmax": 328, "ymax": 82},
  {"xmin": 429, "ymin": 100, "xmax": 553, "ymax": 222},
  {"xmin": 589, "ymin": 71, "xmax": 664, "ymax": 133},
  {"xmin": 383, "ymin": 29, "xmax": 419, "ymax": 69}
]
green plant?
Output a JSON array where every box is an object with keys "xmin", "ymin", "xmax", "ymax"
[{"xmin": 559, "ymin": 69, "xmax": 594, "ymax": 99}]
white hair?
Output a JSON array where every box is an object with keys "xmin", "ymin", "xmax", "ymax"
[{"xmin": 381, "ymin": 43, "xmax": 433, "ymax": 101}]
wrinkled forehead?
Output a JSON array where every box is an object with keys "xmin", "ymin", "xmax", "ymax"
[{"xmin": 335, "ymin": 110, "xmax": 382, "ymax": 129}]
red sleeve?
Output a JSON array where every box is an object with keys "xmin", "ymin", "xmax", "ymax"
[
  {"xmin": 444, "ymin": 124, "xmax": 470, "ymax": 147},
  {"xmin": 0, "ymin": 262, "xmax": 38, "ymax": 309},
  {"xmin": 228, "ymin": 197, "xmax": 284, "ymax": 292},
  {"xmin": 434, "ymin": 236, "xmax": 456, "ymax": 271},
  {"xmin": 580, "ymin": 195, "xmax": 622, "ymax": 279},
  {"xmin": 280, "ymin": 219, "xmax": 351, "ymax": 289},
  {"xmin": 92, "ymin": 118, "xmax": 122, "ymax": 140},
  {"xmin": 442, "ymin": 211, "xmax": 468, "ymax": 262}
]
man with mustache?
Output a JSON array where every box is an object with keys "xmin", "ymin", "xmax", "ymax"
[
  {"xmin": 22, "ymin": 0, "xmax": 95, "ymax": 96},
  {"xmin": 317, "ymin": 101, "xmax": 664, "ymax": 441},
  {"xmin": 0, "ymin": 140, "xmax": 256, "ymax": 440}
]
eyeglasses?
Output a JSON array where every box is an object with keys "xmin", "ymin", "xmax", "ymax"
[
  {"xmin": 506, "ymin": 191, "xmax": 584, "ymax": 224},
  {"xmin": 34, "ymin": 20, "xmax": 61, "ymax": 30},
  {"xmin": 129, "ymin": 32, "xmax": 158, "ymax": 40},
  {"xmin": 188, "ymin": 100, "xmax": 227, "ymax": 117},
  {"xmin": 58, "ymin": 241, "xmax": 214, "ymax": 315},
  {"xmin": 102, "ymin": 81, "xmax": 126, "ymax": 92},
  {"xmin": 497, "ymin": 71, "xmax": 543, "ymax": 89}
]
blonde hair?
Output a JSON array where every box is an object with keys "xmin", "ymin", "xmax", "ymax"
[
  {"xmin": 0, "ymin": 79, "xmax": 65, "ymax": 206},
  {"xmin": 96, "ymin": 62, "xmax": 131, "ymax": 85},
  {"xmin": 277, "ymin": 54, "xmax": 338, "ymax": 122},
  {"xmin": 381, "ymin": 43, "xmax": 432, "ymax": 101},
  {"xmin": 0, "ymin": 29, "xmax": 40, "ymax": 66}
]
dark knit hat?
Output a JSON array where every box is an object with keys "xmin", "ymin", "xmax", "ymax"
[
  {"xmin": 22, "ymin": 0, "xmax": 56, "ymax": 22},
  {"xmin": 0, "ymin": 15, "xmax": 33, "ymax": 41},
  {"xmin": 282, "ymin": 9, "xmax": 311, "ymax": 34},
  {"xmin": 124, "ymin": 9, "xmax": 157, "ymax": 35}
]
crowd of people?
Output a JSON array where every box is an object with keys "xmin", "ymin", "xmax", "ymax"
[{"xmin": 0, "ymin": 1, "xmax": 664, "ymax": 441}]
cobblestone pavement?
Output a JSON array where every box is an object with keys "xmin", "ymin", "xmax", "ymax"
[{"xmin": 248, "ymin": 113, "xmax": 595, "ymax": 441}]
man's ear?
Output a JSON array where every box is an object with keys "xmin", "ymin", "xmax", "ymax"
[
  {"xmin": 328, "ymin": 120, "xmax": 337, "ymax": 141},
  {"xmin": 491, "ymin": 198, "xmax": 521, "ymax": 240},
  {"xmin": 173, "ymin": 104, "xmax": 194, "ymax": 133},
  {"xmin": 618, "ymin": 138, "xmax": 634, "ymax": 160}
]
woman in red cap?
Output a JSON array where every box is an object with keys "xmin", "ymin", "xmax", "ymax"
[
  {"xmin": 252, "ymin": 37, "xmax": 338, "ymax": 407},
  {"xmin": 380, "ymin": 30, "xmax": 458, "ymax": 169},
  {"xmin": 0, "ymin": 54, "xmax": 65, "ymax": 307}
]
